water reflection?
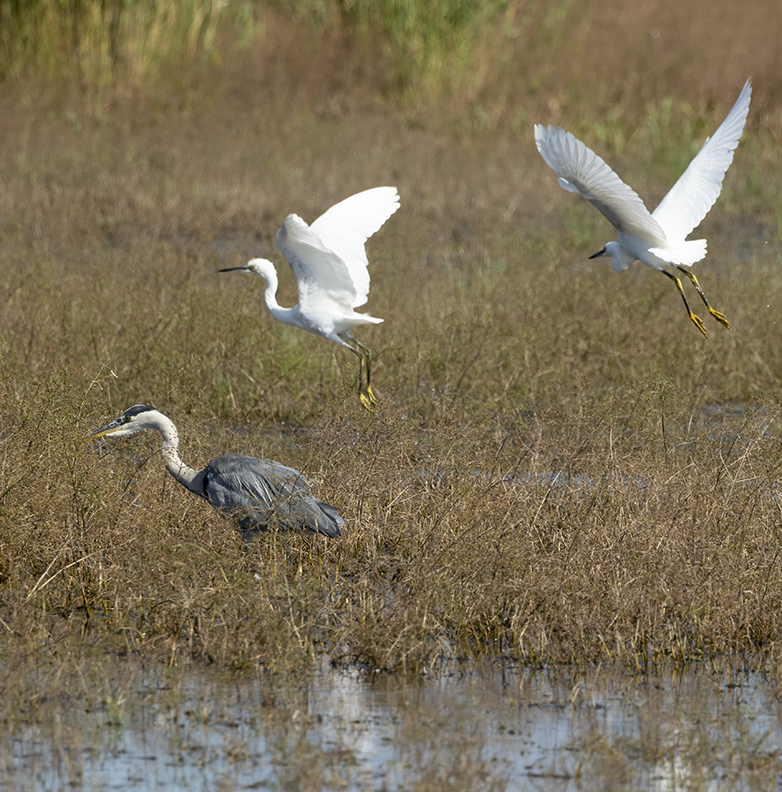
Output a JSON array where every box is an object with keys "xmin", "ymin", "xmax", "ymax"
[{"xmin": 2, "ymin": 659, "xmax": 781, "ymax": 790}]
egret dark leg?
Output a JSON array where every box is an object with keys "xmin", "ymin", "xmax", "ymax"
[
  {"xmin": 661, "ymin": 269, "xmax": 708, "ymax": 337},
  {"xmin": 343, "ymin": 336, "xmax": 375, "ymax": 411},
  {"xmin": 676, "ymin": 266, "xmax": 731, "ymax": 330},
  {"xmin": 345, "ymin": 334, "xmax": 377, "ymax": 407}
]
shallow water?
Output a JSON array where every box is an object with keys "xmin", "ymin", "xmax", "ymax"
[{"xmin": 2, "ymin": 658, "xmax": 781, "ymax": 791}]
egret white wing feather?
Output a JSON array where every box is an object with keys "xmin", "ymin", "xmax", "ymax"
[
  {"xmin": 309, "ymin": 186, "xmax": 400, "ymax": 307},
  {"xmin": 535, "ymin": 124, "xmax": 668, "ymax": 244},
  {"xmin": 652, "ymin": 79, "xmax": 752, "ymax": 241},
  {"xmin": 275, "ymin": 214, "xmax": 358, "ymax": 310}
]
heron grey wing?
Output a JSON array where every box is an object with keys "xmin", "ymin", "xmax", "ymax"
[
  {"xmin": 652, "ymin": 79, "xmax": 751, "ymax": 241},
  {"xmin": 234, "ymin": 498, "xmax": 344, "ymax": 537},
  {"xmin": 203, "ymin": 455, "xmax": 284, "ymax": 512},
  {"xmin": 204, "ymin": 455, "xmax": 343, "ymax": 536},
  {"xmin": 316, "ymin": 500, "xmax": 345, "ymax": 530},
  {"xmin": 275, "ymin": 215, "xmax": 358, "ymax": 311},
  {"xmin": 534, "ymin": 124, "xmax": 667, "ymax": 244},
  {"xmin": 308, "ymin": 187, "xmax": 400, "ymax": 308}
]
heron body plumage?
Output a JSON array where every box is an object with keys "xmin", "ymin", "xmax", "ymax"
[{"xmin": 201, "ymin": 454, "xmax": 343, "ymax": 537}]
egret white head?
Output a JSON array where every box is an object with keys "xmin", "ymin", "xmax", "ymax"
[{"xmin": 232, "ymin": 258, "xmax": 276, "ymax": 280}]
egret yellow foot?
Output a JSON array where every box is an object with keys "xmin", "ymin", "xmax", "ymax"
[
  {"xmin": 676, "ymin": 267, "xmax": 731, "ymax": 332},
  {"xmin": 707, "ymin": 307, "xmax": 731, "ymax": 330},
  {"xmin": 359, "ymin": 390, "xmax": 376, "ymax": 413},
  {"xmin": 689, "ymin": 311, "xmax": 708, "ymax": 338},
  {"xmin": 663, "ymin": 271, "xmax": 709, "ymax": 338},
  {"xmin": 365, "ymin": 383, "xmax": 378, "ymax": 407}
]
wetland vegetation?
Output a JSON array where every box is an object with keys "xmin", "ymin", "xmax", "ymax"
[{"xmin": 1, "ymin": 1, "xmax": 781, "ymax": 788}]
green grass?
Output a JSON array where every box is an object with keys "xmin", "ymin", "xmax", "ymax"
[
  {"xmin": 0, "ymin": 0, "xmax": 253, "ymax": 88},
  {"xmin": 0, "ymin": 0, "xmax": 508, "ymax": 102}
]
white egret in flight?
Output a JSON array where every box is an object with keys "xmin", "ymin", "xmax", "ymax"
[
  {"xmin": 220, "ymin": 186, "xmax": 400, "ymax": 409},
  {"xmin": 88, "ymin": 405, "xmax": 344, "ymax": 538},
  {"xmin": 535, "ymin": 79, "xmax": 751, "ymax": 336}
]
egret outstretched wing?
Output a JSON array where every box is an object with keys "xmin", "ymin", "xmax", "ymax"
[
  {"xmin": 652, "ymin": 79, "xmax": 752, "ymax": 241},
  {"xmin": 535, "ymin": 124, "xmax": 667, "ymax": 245},
  {"xmin": 275, "ymin": 215, "xmax": 359, "ymax": 311},
  {"xmin": 309, "ymin": 186, "xmax": 400, "ymax": 307}
]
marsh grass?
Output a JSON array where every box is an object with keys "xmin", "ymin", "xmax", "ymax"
[
  {"xmin": 1, "ymin": 0, "xmax": 782, "ymax": 683},
  {"xmin": 3, "ymin": 370, "xmax": 782, "ymax": 675},
  {"xmin": 0, "ymin": 0, "xmax": 252, "ymax": 89}
]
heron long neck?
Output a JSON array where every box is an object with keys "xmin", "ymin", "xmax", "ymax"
[{"xmin": 152, "ymin": 414, "xmax": 201, "ymax": 494}]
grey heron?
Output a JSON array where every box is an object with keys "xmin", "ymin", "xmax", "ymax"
[
  {"xmin": 535, "ymin": 79, "xmax": 751, "ymax": 336},
  {"xmin": 219, "ymin": 186, "xmax": 400, "ymax": 410},
  {"xmin": 87, "ymin": 405, "xmax": 344, "ymax": 537}
]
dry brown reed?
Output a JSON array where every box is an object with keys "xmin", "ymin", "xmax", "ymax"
[{"xmin": 1, "ymin": 2, "xmax": 781, "ymax": 679}]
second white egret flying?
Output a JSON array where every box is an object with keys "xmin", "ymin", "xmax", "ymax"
[
  {"xmin": 535, "ymin": 79, "xmax": 751, "ymax": 336},
  {"xmin": 220, "ymin": 186, "xmax": 400, "ymax": 409}
]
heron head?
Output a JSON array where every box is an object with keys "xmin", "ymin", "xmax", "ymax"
[
  {"xmin": 589, "ymin": 246, "xmax": 608, "ymax": 260},
  {"xmin": 87, "ymin": 404, "xmax": 157, "ymax": 439}
]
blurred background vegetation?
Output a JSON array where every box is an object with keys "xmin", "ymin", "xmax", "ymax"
[
  {"xmin": 0, "ymin": 0, "xmax": 506, "ymax": 95},
  {"xmin": 2, "ymin": 0, "xmax": 778, "ymax": 121}
]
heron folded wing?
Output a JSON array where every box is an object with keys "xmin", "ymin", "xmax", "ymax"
[
  {"xmin": 204, "ymin": 455, "xmax": 341, "ymax": 535},
  {"xmin": 205, "ymin": 455, "xmax": 304, "ymax": 507},
  {"xmin": 231, "ymin": 499, "xmax": 343, "ymax": 536}
]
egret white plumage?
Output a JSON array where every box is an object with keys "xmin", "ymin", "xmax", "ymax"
[
  {"xmin": 220, "ymin": 186, "xmax": 400, "ymax": 409},
  {"xmin": 535, "ymin": 79, "xmax": 751, "ymax": 336},
  {"xmin": 87, "ymin": 405, "xmax": 344, "ymax": 538}
]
